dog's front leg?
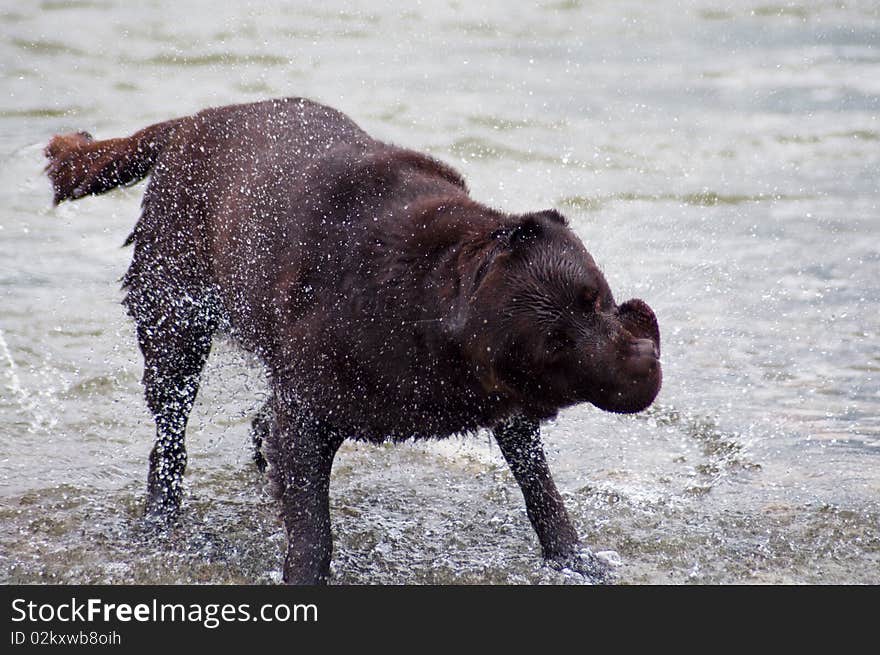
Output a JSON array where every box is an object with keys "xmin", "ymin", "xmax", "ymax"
[
  {"xmin": 268, "ymin": 397, "xmax": 343, "ymax": 585},
  {"xmin": 493, "ymin": 415, "xmax": 613, "ymax": 583}
]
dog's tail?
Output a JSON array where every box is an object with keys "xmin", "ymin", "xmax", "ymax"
[{"xmin": 44, "ymin": 118, "xmax": 182, "ymax": 205}]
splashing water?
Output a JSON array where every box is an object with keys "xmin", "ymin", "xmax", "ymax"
[{"xmin": 1, "ymin": 0, "xmax": 878, "ymax": 584}]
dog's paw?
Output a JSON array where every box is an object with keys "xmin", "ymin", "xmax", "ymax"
[
  {"xmin": 546, "ymin": 547, "xmax": 621, "ymax": 584},
  {"xmin": 143, "ymin": 488, "xmax": 184, "ymax": 526}
]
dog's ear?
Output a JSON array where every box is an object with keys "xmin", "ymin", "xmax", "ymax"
[
  {"xmin": 471, "ymin": 216, "xmax": 546, "ymax": 296},
  {"xmin": 509, "ymin": 216, "xmax": 543, "ymax": 247},
  {"xmin": 530, "ymin": 208, "xmax": 567, "ymax": 225},
  {"xmin": 490, "ymin": 215, "xmax": 545, "ymax": 249}
]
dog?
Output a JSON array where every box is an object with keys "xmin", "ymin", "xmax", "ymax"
[{"xmin": 45, "ymin": 97, "xmax": 661, "ymax": 583}]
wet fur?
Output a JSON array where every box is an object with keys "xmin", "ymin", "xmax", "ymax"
[{"xmin": 45, "ymin": 97, "xmax": 662, "ymax": 583}]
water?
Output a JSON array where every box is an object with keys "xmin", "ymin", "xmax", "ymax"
[{"xmin": 1, "ymin": 0, "xmax": 878, "ymax": 584}]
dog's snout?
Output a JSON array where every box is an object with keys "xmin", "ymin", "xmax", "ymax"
[{"xmin": 630, "ymin": 338, "xmax": 659, "ymax": 360}]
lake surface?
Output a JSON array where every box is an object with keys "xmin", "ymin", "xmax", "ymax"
[{"xmin": 1, "ymin": 0, "xmax": 878, "ymax": 584}]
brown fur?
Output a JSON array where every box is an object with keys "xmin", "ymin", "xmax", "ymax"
[
  {"xmin": 46, "ymin": 121, "xmax": 181, "ymax": 204},
  {"xmin": 45, "ymin": 97, "xmax": 661, "ymax": 583}
]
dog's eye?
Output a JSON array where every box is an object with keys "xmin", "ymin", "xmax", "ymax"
[
  {"xmin": 473, "ymin": 252, "xmax": 496, "ymax": 289},
  {"xmin": 580, "ymin": 288, "xmax": 600, "ymax": 312},
  {"xmin": 546, "ymin": 328, "xmax": 571, "ymax": 354}
]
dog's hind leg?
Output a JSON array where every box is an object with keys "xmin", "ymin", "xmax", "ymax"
[
  {"xmin": 250, "ymin": 401, "xmax": 273, "ymax": 473},
  {"xmin": 129, "ymin": 286, "xmax": 217, "ymax": 519}
]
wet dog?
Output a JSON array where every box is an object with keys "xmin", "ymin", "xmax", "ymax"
[{"xmin": 45, "ymin": 98, "xmax": 661, "ymax": 583}]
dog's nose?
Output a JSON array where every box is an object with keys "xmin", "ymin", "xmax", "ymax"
[{"xmin": 630, "ymin": 338, "xmax": 659, "ymax": 360}]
